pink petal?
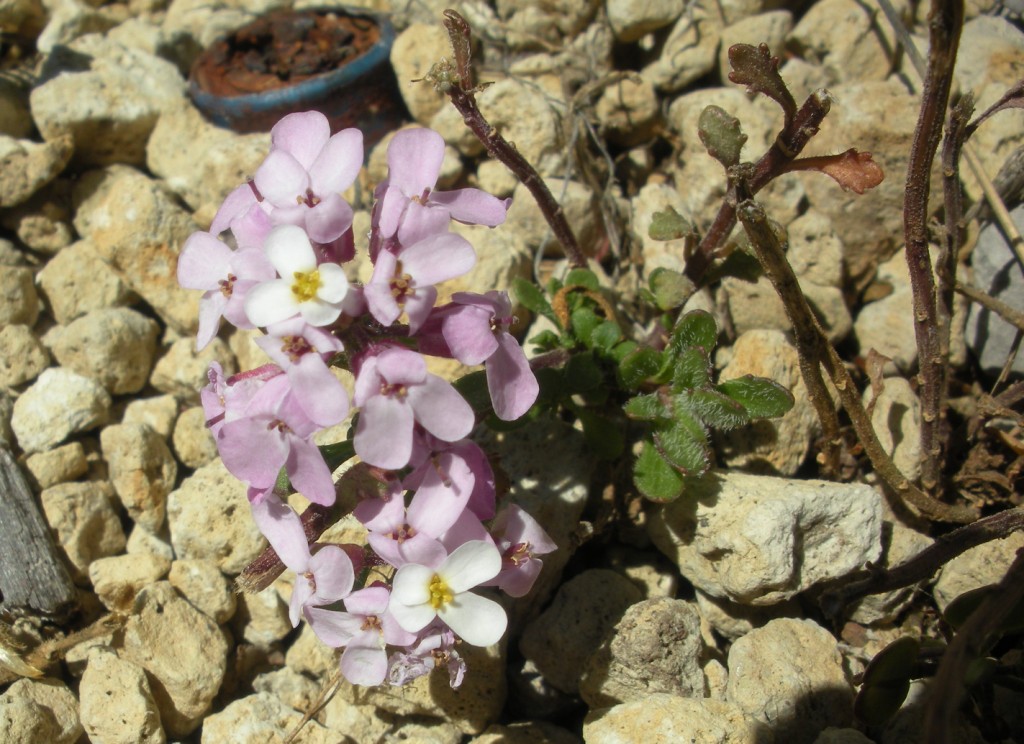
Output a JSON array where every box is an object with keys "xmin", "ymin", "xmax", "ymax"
[
  {"xmin": 177, "ymin": 232, "xmax": 233, "ymax": 290},
  {"xmin": 375, "ymin": 184, "xmax": 406, "ymax": 240},
  {"xmin": 289, "ymin": 355, "xmax": 349, "ymax": 428},
  {"xmin": 407, "ymin": 375, "xmax": 474, "ymax": 443},
  {"xmin": 254, "ymin": 150, "xmax": 311, "ymax": 208},
  {"xmin": 377, "ymin": 347, "xmax": 426, "ymax": 385},
  {"xmin": 387, "ymin": 128, "xmax": 445, "ymax": 196},
  {"xmin": 397, "ymin": 201, "xmax": 451, "ymax": 247},
  {"xmin": 340, "ymin": 641, "xmax": 388, "ymax": 686},
  {"xmin": 306, "ymin": 606, "xmax": 362, "ymax": 647},
  {"xmin": 430, "ymin": 188, "xmax": 510, "ymax": 227},
  {"xmin": 290, "ymin": 577, "xmax": 314, "ymax": 627},
  {"xmin": 306, "ymin": 192, "xmax": 354, "ymax": 244},
  {"xmin": 403, "ymin": 285, "xmax": 437, "ymax": 335},
  {"xmin": 486, "ymin": 333, "xmax": 539, "ymax": 421},
  {"xmin": 250, "ymin": 495, "xmax": 310, "ymax": 574},
  {"xmin": 354, "ymin": 394, "xmax": 414, "ymax": 470},
  {"xmin": 195, "ymin": 291, "xmax": 228, "ymax": 351},
  {"xmin": 271, "ymin": 111, "xmax": 331, "ymax": 170},
  {"xmin": 309, "ymin": 128, "xmax": 363, "ymax": 194},
  {"xmin": 218, "ymin": 416, "xmax": 289, "ymax": 487},
  {"xmin": 345, "ymin": 586, "xmax": 390, "ymax": 616},
  {"xmin": 400, "ymin": 232, "xmax": 476, "ymax": 286},
  {"xmin": 287, "ymin": 436, "xmax": 336, "ymax": 506},
  {"xmin": 309, "ymin": 545, "xmax": 354, "ymax": 602},
  {"xmin": 443, "ymin": 305, "xmax": 498, "ymax": 365},
  {"xmin": 211, "ymin": 183, "xmax": 257, "ymax": 236}
]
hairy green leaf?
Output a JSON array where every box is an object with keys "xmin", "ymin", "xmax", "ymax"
[
  {"xmin": 649, "ymin": 267, "xmax": 697, "ymax": 310},
  {"xmin": 512, "ymin": 278, "xmax": 554, "ymax": 321},
  {"xmin": 624, "ymin": 392, "xmax": 667, "ymax": 421},
  {"xmin": 571, "ymin": 307, "xmax": 602, "ymax": 345},
  {"xmin": 654, "ymin": 411, "xmax": 711, "ymax": 475},
  {"xmin": 698, "ymin": 104, "xmax": 748, "ymax": 168},
  {"xmin": 718, "ymin": 376, "xmax": 795, "ymax": 419},
  {"xmin": 648, "ymin": 206, "xmax": 695, "ymax": 241},
  {"xmin": 634, "ymin": 440, "xmax": 685, "ymax": 502},
  {"xmin": 669, "ymin": 309, "xmax": 718, "ymax": 356},
  {"xmin": 671, "ymin": 347, "xmax": 712, "ymax": 390},
  {"xmin": 619, "ymin": 347, "xmax": 665, "ymax": 389},
  {"xmin": 590, "ymin": 320, "xmax": 623, "ymax": 352},
  {"xmin": 680, "ymin": 388, "xmax": 750, "ymax": 430},
  {"xmin": 564, "ymin": 267, "xmax": 600, "ymax": 291}
]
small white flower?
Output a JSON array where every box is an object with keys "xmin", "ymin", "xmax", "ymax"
[
  {"xmin": 388, "ymin": 540, "xmax": 507, "ymax": 647},
  {"xmin": 245, "ymin": 224, "xmax": 349, "ymax": 327}
]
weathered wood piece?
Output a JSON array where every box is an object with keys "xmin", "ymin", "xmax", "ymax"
[{"xmin": 0, "ymin": 446, "xmax": 77, "ymax": 620}]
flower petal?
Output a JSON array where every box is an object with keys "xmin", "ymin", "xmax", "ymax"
[
  {"xmin": 244, "ymin": 280, "xmax": 300, "ymax": 327},
  {"xmin": 437, "ymin": 591, "xmax": 507, "ymax": 646},
  {"xmin": 254, "ymin": 150, "xmax": 310, "ymax": 208},
  {"xmin": 353, "ymin": 394, "xmax": 414, "ymax": 470},
  {"xmin": 306, "ymin": 192, "xmax": 354, "ymax": 244},
  {"xmin": 388, "ymin": 128, "xmax": 445, "ymax": 196},
  {"xmin": 249, "ymin": 495, "xmax": 310, "ymax": 573},
  {"xmin": 430, "ymin": 188, "xmax": 510, "ymax": 227},
  {"xmin": 400, "ymin": 232, "xmax": 477, "ymax": 287},
  {"xmin": 440, "ymin": 540, "xmax": 502, "ymax": 593},
  {"xmin": 309, "ymin": 127, "xmax": 364, "ymax": 194},
  {"xmin": 407, "ymin": 375, "xmax": 474, "ymax": 443},
  {"xmin": 264, "ymin": 224, "xmax": 317, "ymax": 276},
  {"xmin": 306, "ymin": 607, "xmax": 363, "ymax": 647},
  {"xmin": 315, "ymin": 262, "xmax": 349, "ymax": 303},
  {"xmin": 177, "ymin": 232, "xmax": 233, "ymax": 290},
  {"xmin": 270, "ymin": 111, "xmax": 331, "ymax": 170},
  {"xmin": 340, "ymin": 641, "xmax": 388, "ymax": 686},
  {"xmin": 391, "ymin": 563, "xmax": 434, "ymax": 605},
  {"xmin": 309, "ymin": 545, "xmax": 354, "ymax": 603}
]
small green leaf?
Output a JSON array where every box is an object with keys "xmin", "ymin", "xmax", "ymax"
[
  {"xmin": 319, "ymin": 440, "xmax": 356, "ymax": 472},
  {"xmin": 649, "ymin": 267, "xmax": 697, "ymax": 310},
  {"xmin": 564, "ymin": 351, "xmax": 603, "ymax": 394},
  {"xmin": 453, "ymin": 369, "xmax": 492, "ymax": 414},
  {"xmin": 571, "ymin": 307, "xmax": 602, "ymax": 345},
  {"xmin": 698, "ymin": 104, "xmax": 748, "ymax": 168},
  {"xmin": 679, "ymin": 388, "xmax": 750, "ymax": 430},
  {"xmin": 634, "ymin": 440, "xmax": 685, "ymax": 502},
  {"xmin": 527, "ymin": 329, "xmax": 562, "ymax": 352},
  {"xmin": 648, "ymin": 207, "xmax": 695, "ymax": 241},
  {"xmin": 669, "ymin": 309, "xmax": 718, "ymax": 356},
  {"xmin": 618, "ymin": 347, "xmax": 664, "ymax": 389},
  {"xmin": 564, "ymin": 268, "xmax": 600, "ymax": 291},
  {"xmin": 717, "ymin": 376, "xmax": 795, "ymax": 419},
  {"xmin": 854, "ymin": 636, "xmax": 920, "ymax": 727},
  {"xmin": 513, "ymin": 278, "xmax": 553, "ymax": 320},
  {"xmin": 624, "ymin": 392, "xmax": 667, "ymax": 421},
  {"xmin": 609, "ymin": 339, "xmax": 638, "ymax": 363},
  {"xmin": 590, "ymin": 320, "xmax": 623, "ymax": 352},
  {"xmin": 671, "ymin": 347, "xmax": 712, "ymax": 390},
  {"xmin": 654, "ymin": 411, "xmax": 711, "ymax": 475}
]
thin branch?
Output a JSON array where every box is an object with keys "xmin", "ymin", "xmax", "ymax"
[
  {"xmin": 738, "ymin": 198, "xmax": 977, "ymax": 523},
  {"xmin": 820, "ymin": 506, "xmax": 1024, "ymax": 621},
  {"xmin": 963, "ymin": 146, "xmax": 1024, "ymax": 271},
  {"xmin": 956, "ymin": 280, "xmax": 1024, "ymax": 333},
  {"xmin": 439, "ymin": 9, "xmax": 585, "ymax": 269}
]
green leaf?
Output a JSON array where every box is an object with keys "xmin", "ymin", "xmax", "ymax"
[
  {"xmin": 512, "ymin": 278, "xmax": 554, "ymax": 321},
  {"xmin": 571, "ymin": 307, "xmax": 602, "ymax": 345},
  {"xmin": 527, "ymin": 329, "xmax": 562, "ymax": 352},
  {"xmin": 633, "ymin": 440, "xmax": 685, "ymax": 502},
  {"xmin": 618, "ymin": 347, "xmax": 664, "ymax": 389},
  {"xmin": 319, "ymin": 440, "xmax": 356, "ymax": 472},
  {"xmin": 717, "ymin": 376, "xmax": 795, "ymax": 419},
  {"xmin": 705, "ymin": 248, "xmax": 763, "ymax": 284},
  {"xmin": 609, "ymin": 339, "xmax": 638, "ymax": 363},
  {"xmin": 669, "ymin": 310, "xmax": 718, "ymax": 356},
  {"xmin": 563, "ymin": 351, "xmax": 603, "ymax": 394},
  {"xmin": 533, "ymin": 367, "xmax": 565, "ymax": 404},
  {"xmin": 854, "ymin": 636, "xmax": 920, "ymax": 727},
  {"xmin": 578, "ymin": 409, "xmax": 625, "ymax": 460},
  {"xmin": 453, "ymin": 369, "xmax": 492, "ymax": 414},
  {"xmin": 564, "ymin": 268, "xmax": 600, "ymax": 291},
  {"xmin": 698, "ymin": 104, "xmax": 748, "ymax": 168},
  {"xmin": 649, "ymin": 267, "xmax": 697, "ymax": 310},
  {"xmin": 654, "ymin": 411, "xmax": 711, "ymax": 475},
  {"xmin": 590, "ymin": 320, "xmax": 622, "ymax": 352},
  {"xmin": 648, "ymin": 207, "xmax": 695, "ymax": 241},
  {"xmin": 671, "ymin": 347, "xmax": 712, "ymax": 390},
  {"xmin": 679, "ymin": 388, "xmax": 750, "ymax": 430},
  {"xmin": 624, "ymin": 392, "xmax": 667, "ymax": 421}
]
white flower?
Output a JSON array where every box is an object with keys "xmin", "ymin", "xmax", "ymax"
[
  {"xmin": 388, "ymin": 540, "xmax": 507, "ymax": 647},
  {"xmin": 245, "ymin": 224, "xmax": 349, "ymax": 327}
]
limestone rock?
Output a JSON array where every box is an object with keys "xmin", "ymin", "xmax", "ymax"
[
  {"xmin": 35, "ymin": 239, "xmax": 133, "ymax": 325},
  {"xmin": 595, "ymin": 77, "xmax": 661, "ymax": 147},
  {"xmin": 723, "ymin": 274, "xmax": 851, "ymax": 343},
  {"xmin": 121, "ymin": 581, "xmax": 228, "ymax": 737},
  {"xmin": 72, "ymin": 165, "xmax": 199, "ymax": 334},
  {"xmin": 0, "ymin": 78, "xmax": 33, "ymax": 139},
  {"xmin": 0, "ymin": 677, "xmax": 82, "ymax": 744},
  {"xmin": 786, "ymin": 209, "xmax": 845, "ymax": 288},
  {"xmin": 88, "ymin": 552, "xmax": 170, "ymax": 611},
  {"xmin": 584, "ymin": 694, "xmax": 774, "ymax": 744},
  {"xmin": 250, "ymin": 668, "xmax": 320, "ymax": 719},
  {"xmin": 520, "ymin": 569, "xmax": 643, "ymax": 694},
  {"xmin": 0, "ymin": 133, "xmax": 74, "ymax": 208},
  {"xmin": 854, "ymin": 248, "xmax": 918, "ymax": 373},
  {"xmin": 695, "ymin": 589, "xmax": 801, "ymax": 641},
  {"xmin": 80, "ymin": 649, "xmax": 165, "ymax": 744},
  {"xmin": 0, "ymin": 180, "xmax": 75, "ymax": 255},
  {"xmin": 101, "ymin": 422, "xmax": 177, "ymax": 531},
  {"xmin": 0, "ymin": 265, "xmax": 38, "ymax": 328},
  {"xmin": 716, "ymin": 330, "xmax": 821, "ymax": 476},
  {"xmin": 48, "ymin": 308, "xmax": 160, "ymax": 395},
  {"xmin": 389, "ymin": 23, "xmax": 450, "ymax": 126},
  {"xmin": 965, "ymin": 205, "xmax": 1024, "ymax": 376},
  {"xmin": 0, "ymin": 324, "xmax": 49, "ymax": 388},
  {"xmin": 865, "ymin": 377, "xmax": 922, "ymax": 483},
  {"xmin": 0, "ymin": 696, "xmax": 62, "ymax": 742},
  {"xmin": 12, "ymin": 367, "xmax": 111, "ymax": 452},
  {"xmin": 726, "ymin": 618, "xmax": 853, "ymax": 744},
  {"xmin": 122, "ymin": 394, "xmax": 179, "ymax": 440},
  {"xmin": 166, "ymin": 458, "xmax": 266, "ymax": 574},
  {"xmin": 474, "ymin": 721, "xmax": 583, "ymax": 744},
  {"xmin": 146, "ymin": 100, "xmax": 270, "ymax": 215},
  {"xmin": 172, "ymin": 405, "xmax": 218, "ymax": 468},
  {"xmin": 648, "ymin": 471, "xmax": 883, "ymax": 605},
  {"xmin": 40, "ymin": 481, "xmax": 126, "ymax": 583},
  {"xmin": 642, "ymin": 0, "xmax": 724, "ymax": 92},
  {"xmin": 24, "ymin": 442, "xmax": 89, "ymax": 489},
  {"xmin": 126, "ymin": 525, "xmax": 175, "ymax": 563},
  {"xmin": 814, "ymin": 729, "xmax": 876, "ymax": 744},
  {"xmin": 580, "ymin": 598, "xmax": 707, "ymax": 708},
  {"xmin": 150, "ymin": 336, "xmax": 237, "ymax": 402},
  {"xmin": 35, "ymin": 0, "xmax": 121, "ymax": 54},
  {"xmin": 200, "ymin": 692, "xmax": 336, "ymax": 744},
  {"xmin": 30, "ymin": 35, "xmax": 186, "ymax": 167},
  {"xmin": 607, "ymin": 0, "xmax": 683, "ymax": 42},
  {"xmin": 168, "ymin": 559, "xmax": 236, "ymax": 624},
  {"xmin": 232, "ymin": 588, "xmax": 291, "ymax": 648},
  {"xmin": 285, "ymin": 622, "xmax": 337, "ymax": 680},
  {"xmin": 933, "ymin": 531, "xmax": 1024, "ymax": 612},
  {"xmin": 495, "ymin": 0, "xmax": 600, "ymax": 48},
  {"xmin": 504, "ymin": 179, "xmax": 600, "ymax": 257}
]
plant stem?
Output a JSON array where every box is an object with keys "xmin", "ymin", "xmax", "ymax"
[
  {"xmin": 738, "ymin": 198, "xmax": 977, "ymax": 523},
  {"xmin": 440, "ymin": 10, "xmax": 585, "ymax": 269},
  {"xmin": 902, "ymin": 0, "xmax": 964, "ymax": 493},
  {"xmin": 685, "ymin": 89, "xmax": 833, "ymax": 285},
  {"xmin": 820, "ymin": 506, "xmax": 1024, "ymax": 621}
]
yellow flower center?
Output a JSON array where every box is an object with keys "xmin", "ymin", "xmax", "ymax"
[
  {"xmin": 428, "ymin": 574, "xmax": 453, "ymax": 609},
  {"xmin": 292, "ymin": 269, "xmax": 321, "ymax": 303}
]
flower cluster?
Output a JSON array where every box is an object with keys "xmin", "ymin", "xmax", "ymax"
[{"xmin": 178, "ymin": 112, "xmax": 552, "ymax": 688}]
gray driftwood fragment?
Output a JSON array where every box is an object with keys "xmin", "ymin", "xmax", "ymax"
[{"xmin": 0, "ymin": 446, "xmax": 77, "ymax": 620}]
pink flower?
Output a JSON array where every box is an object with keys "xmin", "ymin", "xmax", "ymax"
[
  {"xmin": 352, "ymin": 347, "xmax": 475, "ymax": 470},
  {"xmin": 404, "ymin": 434, "xmax": 497, "ymax": 521},
  {"xmin": 387, "ymin": 623, "xmax": 465, "ymax": 688},
  {"xmin": 375, "ymin": 129, "xmax": 509, "ymax": 246},
  {"xmin": 253, "ymin": 111, "xmax": 362, "ymax": 243},
  {"xmin": 482, "ymin": 504, "xmax": 556, "ymax": 597},
  {"xmin": 251, "ymin": 495, "xmax": 354, "ymax": 626}
]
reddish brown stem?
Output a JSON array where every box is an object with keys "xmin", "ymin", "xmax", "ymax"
[{"xmin": 902, "ymin": 0, "xmax": 964, "ymax": 493}]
